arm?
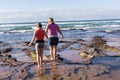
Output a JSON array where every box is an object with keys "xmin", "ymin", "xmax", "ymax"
[
  {"xmin": 45, "ymin": 24, "xmax": 48, "ymax": 33},
  {"xmin": 58, "ymin": 26, "xmax": 64, "ymax": 38},
  {"xmin": 29, "ymin": 31, "xmax": 35, "ymax": 46},
  {"xmin": 45, "ymin": 26, "xmax": 48, "ymax": 40},
  {"xmin": 44, "ymin": 31, "xmax": 48, "ymax": 39}
]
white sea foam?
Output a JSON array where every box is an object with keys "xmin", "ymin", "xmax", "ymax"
[
  {"xmin": 110, "ymin": 25, "xmax": 120, "ymax": 28},
  {"xmin": 74, "ymin": 25, "xmax": 83, "ymax": 27},
  {"xmin": 105, "ymin": 30, "xmax": 112, "ymax": 32},
  {"xmin": 10, "ymin": 30, "xmax": 33, "ymax": 33},
  {"xmin": 32, "ymin": 26, "xmax": 37, "ymax": 30},
  {"xmin": 0, "ymin": 23, "xmax": 36, "ymax": 27},
  {"xmin": 0, "ymin": 32, "xmax": 4, "ymax": 34},
  {"xmin": 0, "ymin": 19, "xmax": 120, "ymax": 33}
]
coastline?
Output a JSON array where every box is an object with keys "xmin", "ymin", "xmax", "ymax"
[{"xmin": 0, "ymin": 29, "xmax": 120, "ymax": 80}]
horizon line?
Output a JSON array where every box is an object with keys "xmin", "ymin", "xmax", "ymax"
[{"xmin": 0, "ymin": 18, "xmax": 120, "ymax": 24}]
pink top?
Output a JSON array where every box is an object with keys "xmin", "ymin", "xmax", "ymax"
[{"xmin": 47, "ymin": 24, "xmax": 58, "ymax": 37}]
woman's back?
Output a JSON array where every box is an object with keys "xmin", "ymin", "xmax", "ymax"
[{"xmin": 48, "ymin": 24, "xmax": 58, "ymax": 37}]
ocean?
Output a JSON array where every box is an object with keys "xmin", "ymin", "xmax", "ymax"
[
  {"xmin": 1, "ymin": 19, "xmax": 120, "ymax": 43},
  {"xmin": 1, "ymin": 19, "xmax": 120, "ymax": 33}
]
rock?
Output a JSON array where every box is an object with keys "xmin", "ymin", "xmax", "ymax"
[
  {"xmin": 23, "ymin": 49, "xmax": 32, "ymax": 55},
  {"xmin": 5, "ymin": 54, "xmax": 12, "ymax": 58},
  {"xmin": 59, "ymin": 40, "xmax": 67, "ymax": 43},
  {"xmin": 79, "ymin": 52, "xmax": 94, "ymax": 59},
  {"xmin": 29, "ymin": 50, "xmax": 50, "ymax": 61},
  {"xmin": 43, "ymin": 55, "xmax": 50, "ymax": 60},
  {"xmin": 1, "ymin": 47, "xmax": 12, "ymax": 53},
  {"xmin": 92, "ymin": 36, "xmax": 106, "ymax": 47},
  {"xmin": 27, "ymin": 50, "xmax": 64, "ymax": 61},
  {"xmin": 22, "ymin": 48, "xmax": 29, "ymax": 51},
  {"xmin": 12, "ymin": 68, "xmax": 28, "ymax": 80},
  {"xmin": 29, "ymin": 51, "xmax": 36, "ymax": 61},
  {"xmin": 87, "ymin": 55, "xmax": 94, "ymax": 59},
  {"xmin": 23, "ymin": 41, "xmax": 30, "ymax": 45},
  {"xmin": 79, "ymin": 52, "xmax": 89, "ymax": 57},
  {"xmin": 56, "ymin": 54, "xmax": 60, "ymax": 57},
  {"xmin": 77, "ymin": 39, "xmax": 85, "ymax": 42},
  {"xmin": 0, "ymin": 68, "xmax": 11, "ymax": 79},
  {"xmin": 0, "ymin": 43, "xmax": 8, "ymax": 47},
  {"xmin": 67, "ymin": 73, "xmax": 71, "ymax": 77},
  {"xmin": 56, "ymin": 54, "xmax": 64, "ymax": 61},
  {"xmin": 0, "ymin": 53, "xmax": 18, "ymax": 67},
  {"xmin": 57, "ymin": 57, "xmax": 64, "ymax": 62},
  {"xmin": 88, "ymin": 65, "xmax": 110, "ymax": 77},
  {"xmin": 6, "ymin": 58, "xmax": 17, "ymax": 62},
  {"xmin": 21, "ymin": 41, "xmax": 35, "ymax": 46}
]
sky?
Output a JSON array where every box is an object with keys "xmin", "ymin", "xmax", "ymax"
[{"xmin": 0, "ymin": 0, "xmax": 120, "ymax": 23}]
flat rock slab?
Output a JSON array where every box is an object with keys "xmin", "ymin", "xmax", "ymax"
[
  {"xmin": 0, "ymin": 66, "xmax": 11, "ymax": 79},
  {"xmin": 59, "ymin": 50, "xmax": 90, "ymax": 64},
  {"xmin": 105, "ymin": 52, "xmax": 120, "ymax": 56},
  {"xmin": 107, "ymin": 41, "xmax": 120, "ymax": 48},
  {"xmin": 11, "ymin": 52, "xmax": 33, "ymax": 62}
]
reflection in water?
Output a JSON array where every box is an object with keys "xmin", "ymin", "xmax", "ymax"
[
  {"xmin": 36, "ymin": 66, "xmax": 45, "ymax": 80},
  {"xmin": 38, "ymin": 66, "xmax": 44, "ymax": 75},
  {"xmin": 36, "ymin": 61, "xmax": 60, "ymax": 80},
  {"xmin": 50, "ymin": 61, "xmax": 60, "ymax": 80}
]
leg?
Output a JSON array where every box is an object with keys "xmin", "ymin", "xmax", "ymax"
[
  {"xmin": 38, "ymin": 48, "xmax": 43, "ymax": 66},
  {"xmin": 50, "ymin": 46, "xmax": 54, "ymax": 60},
  {"xmin": 39, "ymin": 48, "xmax": 44, "ymax": 66},
  {"xmin": 53, "ymin": 37, "xmax": 59, "ymax": 61},
  {"xmin": 48, "ymin": 37, "xmax": 54, "ymax": 60},
  {"xmin": 36, "ymin": 47, "xmax": 41, "ymax": 69},
  {"xmin": 53, "ymin": 46, "xmax": 57, "ymax": 61}
]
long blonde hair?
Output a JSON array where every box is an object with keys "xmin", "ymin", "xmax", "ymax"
[{"xmin": 49, "ymin": 17, "xmax": 55, "ymax": 24}]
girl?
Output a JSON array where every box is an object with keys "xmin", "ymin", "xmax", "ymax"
[
  {"xmin": 29, "ymin": 22, "xmax": 48, "ymax": 69},
  {"xmin": 45, "ymin": 17, "xmax": 64, "ymax": 61}
]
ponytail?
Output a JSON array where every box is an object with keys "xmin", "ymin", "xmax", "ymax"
[{"xmin": 49, "ymin": 17, "xmax": 55, "ymax": 24}]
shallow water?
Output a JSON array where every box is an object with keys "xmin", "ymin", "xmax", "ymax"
[
  {"xmin": 92, "ymin": 57, "xmax": 120, "ymax": 70},
  {"xmin": 1, "ymin": 19, "xmax": 120, "ymax": 80}
]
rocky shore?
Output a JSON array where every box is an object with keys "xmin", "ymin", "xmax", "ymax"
[{"xmin": 0, "ymin": 35, "xmax": 120, "ymax": 80}]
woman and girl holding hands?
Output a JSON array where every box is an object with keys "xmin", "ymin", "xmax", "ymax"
[{"xmin": 29, "ymin": 17, "xmax": 64, "ymax": 69}]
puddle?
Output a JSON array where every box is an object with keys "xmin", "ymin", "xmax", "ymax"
[{"xmin": 92, "ymin": 56, "xmax": 120, "ymax": 70}]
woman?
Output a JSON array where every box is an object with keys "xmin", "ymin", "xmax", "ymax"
[
  {"xmin": 45, "ymin": 17, "xmax": 64, "ymax": 61},
  {"xmin": 29, "ymin": 22, "xmax": 48, "ymax": 69}
]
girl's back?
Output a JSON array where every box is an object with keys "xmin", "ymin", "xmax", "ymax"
[{"xmin": 35, "ymin": 28, "xmax": 45, "ymax": 40}]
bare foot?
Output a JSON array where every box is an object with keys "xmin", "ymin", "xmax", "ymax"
[{"xmin": 38, "ymin": 65, "xmax": 42, "ymax": 70}]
